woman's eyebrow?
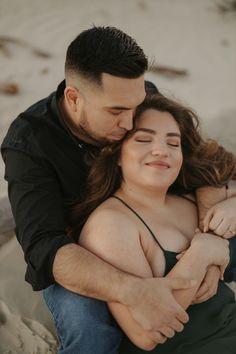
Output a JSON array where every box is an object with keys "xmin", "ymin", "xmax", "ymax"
[
  {"xmin": 134, "ymin": 128, "xmax": 181, "ymax": 138},
  {"xmin": 134, "ymin": 128, "xmax": 156, "ymax": 134},
  {"xmin": 166, "ymin": 132, "xmax": 181, "ymax": 138}
]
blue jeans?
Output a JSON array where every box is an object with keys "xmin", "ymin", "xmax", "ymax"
[{"xmin": 43, "ymin": 284, "xmax": 122, "ymax": 354}]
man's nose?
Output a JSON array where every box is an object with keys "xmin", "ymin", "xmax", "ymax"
[{"xmin": 119, "ymin": 111, "xmax": 134, "ymax": 131}]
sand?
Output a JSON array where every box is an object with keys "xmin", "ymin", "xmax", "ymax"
[{"xmin": 0, "ymin": 0, "xmax": 235, "ymax": 352}]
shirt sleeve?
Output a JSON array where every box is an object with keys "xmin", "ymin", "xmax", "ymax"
[
  {"xmin": 224, "ymin": 236, "xmax": 236, "ymax": 283},
  {"xmin": 2, "ymin": 149, "xmax": 75, "ymax": 291}
]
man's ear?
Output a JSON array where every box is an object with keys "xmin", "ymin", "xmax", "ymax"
[{"xmin": 64, "ymin": 86, "xmax": 81, "ymax": 112}]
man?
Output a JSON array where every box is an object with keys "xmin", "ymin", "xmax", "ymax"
[{"xmin": 1, "ymin": 26, "xmax": 236, "ymax": 354}]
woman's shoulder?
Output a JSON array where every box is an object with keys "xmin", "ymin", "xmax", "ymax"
[
  {"xmin": 168, "ymin": 193, "xmax": 196, "ymax": 207},
  {"xmin": 167, "ymin": 193, "xmax": 197, "ymax": 222},
  {"xmin": 80, "ymin": 198, "xmax": 153, "ymax": 278},
  {"xmin": 88, "ymin": 197, "xmax": 132, "ymax": 223},
  {"xmin": 79, "ymin": 198, "xmax": 143, "ymax": 268},
  {"xmin": 80, "ymin": 197, "xmax": 138, "ymax": 241}
]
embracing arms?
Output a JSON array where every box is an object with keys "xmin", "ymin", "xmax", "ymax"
[
  {"xmin": 196, "ymin": 184, "xmax": 236, "ymax": 286},
  {"xmin": 79, "ymin": 208, "xmax": 229, "ymax": 350},
  {"xmin": 2, "ymin": 149, "xmax": 193, "ymax": 337}
]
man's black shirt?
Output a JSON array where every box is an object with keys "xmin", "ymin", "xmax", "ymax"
[
  {"xmin": 1, "ymin": 81, "xmax": 99, "ymax": 290},
  {"xmin": 1, "ymin": 81, "xmax": 236, "ymax": 291}
]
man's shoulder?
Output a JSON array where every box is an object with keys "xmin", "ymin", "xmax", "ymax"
[
  {"xmin": 9, "ymin": 92, "xmax": 54, "ymax": 131},
  {"xmin": 1, "ymin": 93, "xmax": 56, "ymax": 156}
]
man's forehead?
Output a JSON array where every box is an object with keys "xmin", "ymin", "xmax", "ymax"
[{"xmin": 100, "ymin": 73, "xmax": 146, "ymax": 108}]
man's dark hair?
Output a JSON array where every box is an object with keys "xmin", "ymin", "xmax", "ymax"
[{"xmin": 65, "ymin": 26, "xmax": 148, "ymax": 84}]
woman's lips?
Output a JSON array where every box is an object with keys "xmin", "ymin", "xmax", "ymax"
[{"xmin": 146, "ymin": 161, "xmax": 170, "ymax": 168}]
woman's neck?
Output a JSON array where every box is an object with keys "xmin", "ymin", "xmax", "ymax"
[{"xmin": 116, "ymin": 183, "xmax": 168, "ymax": 210}]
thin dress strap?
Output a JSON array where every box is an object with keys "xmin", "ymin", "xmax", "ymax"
[{"xmin": 112, "ymin": 195, "xmax": 166, "ymax": 252}]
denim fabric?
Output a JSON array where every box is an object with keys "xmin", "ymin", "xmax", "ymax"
[{"xmin": 43, "ymin": 284, "xmax": 122, "ymax": 354}]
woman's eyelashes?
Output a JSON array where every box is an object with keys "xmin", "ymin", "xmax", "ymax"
[
  {"xmin": 167, "ymin": 141, "xmax": 180, "ymax": 148},
  {"xmin": 135, "ymin": 137, "xmax": 152, "ymax": 142},
  {"xmin": 134, "ymin": 136, "xmax": 180, "ymax": 147}
]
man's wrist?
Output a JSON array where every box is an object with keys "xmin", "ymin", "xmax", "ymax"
[{"xmin": 115, "ymin": 273, "xmax": 143, "ymax": 306}]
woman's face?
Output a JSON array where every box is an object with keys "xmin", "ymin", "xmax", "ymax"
[{"xmin": 119, "ymin": 108, "xmax": 183, "ymax": 191}]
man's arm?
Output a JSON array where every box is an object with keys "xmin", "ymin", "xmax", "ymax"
[
  {"xmin": 192, "ymin": 186, "xmax": 236, "ymax": 303},
  {"xmin": 2, "ymin": 149, "xmax": 193, "ymax": 336},
  {"xmin": 3, "ymin": 149, "xmax": 74, "ymax": 289},
  {"xmin": 195, "ymin": 186, "xmax": 227, "ymax": 231},
  {"xmin": 227, "ymin": 180, "xmax": 236, "ymax": 199}
]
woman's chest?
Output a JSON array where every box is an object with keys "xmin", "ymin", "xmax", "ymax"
[
  {"xmin": 140, "ymin": 223, "xmax": 192, "ymax": 276},
  {"xmin": 138, "ymin": 206, "xmax": 198, "ymax": 276}
]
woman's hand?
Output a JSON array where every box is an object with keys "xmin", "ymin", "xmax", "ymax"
[
  {"xmin": 177, "ymin": 250, "xmax": 221, "ymax": 303},
  {"xmin": 195, "ymin": 186, "xmax": 227, "ymax": 231},
  {"xmin": 191, "ymin": 265, "xmax": 220, "ymax": 304},
  {"xmin": 203, "ymin": 197, "xmax": 236, "ymax": 238},
  {"xmin": 190, "ymin": 232, "xmax": 230, "ymax": 279}
]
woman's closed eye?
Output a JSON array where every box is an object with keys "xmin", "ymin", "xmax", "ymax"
[
  {"xmin": 167, "ymin": 140, "xmax": 180, "ymax": 147},
  {"xmin": 135, "ymin": 137, "xmax": 152, "ymax": 142}
]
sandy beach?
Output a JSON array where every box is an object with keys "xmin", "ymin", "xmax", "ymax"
[{"xmin": 0, "ymin": 0, "xmax": 236, "ymax": 352}]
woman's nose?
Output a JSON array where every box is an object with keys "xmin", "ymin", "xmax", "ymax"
[{"xmin": 151, "ymin": 143, "xmax": 169, "ymax": 157}]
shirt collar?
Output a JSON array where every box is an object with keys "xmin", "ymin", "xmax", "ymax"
[{"xmin": 51, "ymin": 80, "xmax": 98, "ymax": 152}]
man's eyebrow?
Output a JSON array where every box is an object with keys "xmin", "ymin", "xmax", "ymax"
[{"xmin": 133, "ymin": 128, "xmax": 181, "ymax": 138}]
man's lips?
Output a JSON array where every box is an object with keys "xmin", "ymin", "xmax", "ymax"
[
  {"xmin": 111, "ymin": 135, "xmax": 125, "ymax": 140},
  {"xmin": 145, "ymin": 161, "xmax": 170, "ymax": 168},
  {"xmin": 110, "ymin": 133, "xmax": 126, "ymax": 140}
]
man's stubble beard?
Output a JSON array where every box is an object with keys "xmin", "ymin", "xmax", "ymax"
[{"xmin": 78, "ymin": 111, "xmax": 111, "ymax": 146}]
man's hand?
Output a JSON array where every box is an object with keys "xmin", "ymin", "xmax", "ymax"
[
  {"xmin": 127, "ymin": 277, "xmax": 195, "ymax": 341},
  {"xmin": 191, "ymin": 265, "xmax": 220, "ymax": 304},
  {"xmin": 203, "ymin": 197, "xmax": 236, "ymax": 238}
]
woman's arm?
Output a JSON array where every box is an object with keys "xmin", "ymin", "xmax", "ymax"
[
  {"xmin": 166, "ymin": 233, "xmax": 229, "ymax": 309},
  {"xmin": 108, "ymin": 242, "xmax": 210, "ymax": 351},
  {"xmin": 79, "ymin": 207, "xmax": 229, "ymax": 350},
  {"xmin": 79, "ymin": 208, "xmax": 158, "ymax": 350}
]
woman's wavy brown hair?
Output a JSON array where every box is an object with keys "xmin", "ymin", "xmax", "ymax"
[{"xmin": 70, "ymin": 94, "xmax": 236, "ymax": 237}]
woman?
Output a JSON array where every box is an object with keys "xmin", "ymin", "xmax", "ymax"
[{"xmin": 72, "ymin": 95, "xmax": 236, "ymax": 353}]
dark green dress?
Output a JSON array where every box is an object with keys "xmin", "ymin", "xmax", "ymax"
[{"xmin": 112, "ymin": 196, "xmax": 236, "ymax": 354}]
